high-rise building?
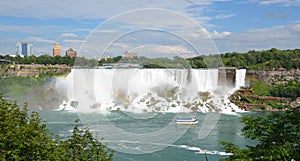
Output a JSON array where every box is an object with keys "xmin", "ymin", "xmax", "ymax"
[
  {"xmin": 65, "ymin": 48, "xmax": 77, "ymax": 58},
  {"xmin": 53, "ymin": 43, "xmax": 61, "ymax": 56},
  {"xmin": 16, "ymin": 42, "xmax": 33, "ymax": 57}
]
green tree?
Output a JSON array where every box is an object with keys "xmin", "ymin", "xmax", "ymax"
[
  {"xmin": 0, "ymin": 100, "xmax": 57, "ymax": 160},
  {"xmin": 221, "ymin": 107, "xmax": 300, "ymax": 161},
  {"xmin": 60, "ymin": 119, "xmax": 114, "ymax": 161},
  {"xmin": 0, "ymin": 97, "xmax": 114, "ymax": 160}
]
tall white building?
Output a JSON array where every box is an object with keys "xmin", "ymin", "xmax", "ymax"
[{"xmin": 16, "ymin": 42, "xmax": 33, "ymax": 57}]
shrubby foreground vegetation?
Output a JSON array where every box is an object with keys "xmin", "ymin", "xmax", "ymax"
[
  {"xmin": 0, "ymin": 97, "xmax": 113, "ymax": 160},
  {"xmin": 221, "ymin": 107, "xmax": 300, "ymax": 161}
]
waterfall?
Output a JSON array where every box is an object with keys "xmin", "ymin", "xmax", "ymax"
[
  {"xmin": 56, "ymin": 68, "xmax": 246, "ymax": 113},
  {"xmin": 235, "ymin": 69, "xmax": 246, "ymax": 89}
]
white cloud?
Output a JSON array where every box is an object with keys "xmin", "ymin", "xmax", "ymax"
[
  {"xmin": 210, "ymin": 31, "xmax": 232, "ymax": 38},
  {"xmin": 0, "ymin": 23, "xmax": 89, "ymax": 37},
  {"xmin": 0, "ymin": 0, "xmax": 230, "ymax": 31},
  {"xmin": 0, "ymin": 0, "xmax": 232, "ymax": 56},
  {"xmin": 150, "ymin": 45, "xmax": 194, "ymax": 54},
  {"xmin": 0, "ymin": 23, "xmax": 59, "ymax": 35},
  {"xmin": 0, "ymin": 0, "xmax": 213, "ymax": 20},
  {"xmin": 214, "ymin": 24, "xmax": 300, "ymax": 53},
  {"xmin": 61, "ymin": 33, "xmax": 78, "ymax": 38},
  {"xmin": 28, "ymin": 37, "xmax": 55, "ymax": 43},
  {"xmin": 63, "ymin": 39, "xmax": 86, "ymax": 43},
  {"xmin": 2, "ymin": 0, "xmax": 299, "ymax": 56},
  {"xmin": 215, "ymin": 13, "xmax": 235, "ymax": 19},
  {"xmin": 287, "ymin": 24, "xmax": 300, "ymax": 32},
  {"xmin": 192, "ymin": 28, "xmax": 231, "ymax": 39},
  {"xmin": 71, "ymin": 7, "xmax": 221, "ymax": 57},
  {"xmin": 254, "ymin": 0, "xmax": 300, "ymax": 6},
  {"xmin": 113, "ymin": 42, "xmax": 131, "ymax": 49},
  {"xmin": 125, "ymin": 44, "xmax": 196, "ymax": 58},
  {"xmin": 60, "ymin": 33, "xmax": 86, "ymax": 44}
]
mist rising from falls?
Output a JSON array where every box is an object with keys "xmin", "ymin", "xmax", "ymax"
[{"xmin": 57, "ymin": 69, "xmax": 246, "ymax": 113}]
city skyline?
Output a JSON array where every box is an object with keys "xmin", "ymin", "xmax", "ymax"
[
  {"xmin": 0, "ymin": 0, "xmax": 300, "ymax": 58},
  {"xmin": 10, "ymin": 42, "xmax": 78, "ymax": 57}
]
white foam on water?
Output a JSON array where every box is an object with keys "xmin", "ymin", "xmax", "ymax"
[{"xmin": 178, "ymin": 144, "xmax": 232, "ymax": 155}]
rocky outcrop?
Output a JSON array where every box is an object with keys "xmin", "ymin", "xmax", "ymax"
[
  {"xmin": 0, "ymin": 64, "xmax": 71, "ymax": 78},
  {"xmin": 290, "ymin": 97, "xmax": 300, "ymax": 107},
  {"xmin": 247, "ymin": 69, "xmax": 300, "ymax": 85}
]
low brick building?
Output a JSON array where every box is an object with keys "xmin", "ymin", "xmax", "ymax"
[{"xmin": 65, "ymin": 48, "xmax": 77, "ymax": 58}]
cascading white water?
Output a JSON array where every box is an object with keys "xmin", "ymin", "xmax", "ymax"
[
  {"xmin": 56, "ymin": 68, "xmax": 246, "ymax": 113},
  {"xmin": 235, "ymin": 69, "xmax": 246, "ymax": 89}
]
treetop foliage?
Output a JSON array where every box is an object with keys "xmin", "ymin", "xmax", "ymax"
[
  {"xmin": 0, "ymin": 96, "xmax": 114, "ymax": 161},
  {"xmin": 221, "ymin": 107, "xmax": 300, "ymax": 161},
  {"xmin": 189, "ymin": 48, "xmax": 300, "ymax": 70}
]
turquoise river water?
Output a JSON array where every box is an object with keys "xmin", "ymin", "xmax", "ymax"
[{"xmin": 37, "ymin": 110, "xmax": 260, "ymax": 161}]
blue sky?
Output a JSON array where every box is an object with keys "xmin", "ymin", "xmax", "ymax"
[{"xmin": 0, "ymin": 0, "xmax": 300, "ymax": 57}]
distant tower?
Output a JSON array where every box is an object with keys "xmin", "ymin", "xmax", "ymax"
[
  {"xmin": 65, "ymin": 48, "xmax": 77, "ymax": 58},
  {"xmin": 16, "ymin": 42, "xmax": 33, "ymax": 57},
  {"xmin": 53, "ymin": 43, "xmax": 61, "ymax": 56}
]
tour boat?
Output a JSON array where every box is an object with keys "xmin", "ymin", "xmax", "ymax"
[{"xmin": 175, "ymin": 118, "xmax": 198, "ymax": 125}]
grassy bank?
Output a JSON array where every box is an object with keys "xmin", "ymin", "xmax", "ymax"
[{"xmin": 230, "ymin": 78, "xmax": 300, "ymax": 111}]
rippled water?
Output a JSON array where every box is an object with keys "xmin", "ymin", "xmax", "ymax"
[{"xmin": 38, "ymin": 110, "xmax": 258, "ymax": 161}]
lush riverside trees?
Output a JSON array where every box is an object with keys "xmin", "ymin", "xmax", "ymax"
[
  {"xmin": 0, "ymin": 55, "xmax": 75, "ymax": 66},
  {"xmin": 188, "ymin": 48, "xmax": 300, "ymax": 70},
  {"xmin": 250, "ymin": 80, "xmax": 300, "ymax": 100},
  {"xmin": 1, "ymin": 48, "xmax": 300, "ymax": 69},
  {"xmin": 269, "ymin": 81, "xmax": 300, "ymax": 100},
  {"xmin": 98, "ymin": 48, "xmax": 300, "ymax": 69},
  {"xmin": 0, "ymin": 97, "xmax": 114, "ymax": 160},
  {"xmin": 220, "ymin": 107, "xmax": 300, "ymax": 161}
]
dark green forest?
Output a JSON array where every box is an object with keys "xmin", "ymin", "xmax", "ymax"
[
  {"xmin": 188, "ymin": 48, "xmax": 300, "ymax": 70},
  {"xmin": 251, "ymin": 80, "xmax": 300, "ymax": 99},
  {"xmin": 100, "ymin": 48, "xmax": 300, "ymax": 69},
  {"xmin": 0, "ymin": 55, "xmax": 98, "ymax": 67}
]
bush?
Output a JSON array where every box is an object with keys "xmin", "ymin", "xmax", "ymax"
[
  {"xmin": 0, "ymin": 97, "xmax": 113, "ymax": 160},
  {"xmin": 221, "ymin": 107, "xmax": 300, "ymax": 161}
]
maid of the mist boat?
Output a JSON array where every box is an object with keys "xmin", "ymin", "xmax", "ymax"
[{"xmin": 175, "ymin": 118, "xmax": 198, "ymax": 125}]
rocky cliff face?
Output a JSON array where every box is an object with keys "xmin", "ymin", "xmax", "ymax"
[
  {"xmin": 247, "ymin": 69, "xmax": 300, "ymax": 85},
  {"xmin": 0, "ymin": 64, "xmax": 70, "ymax": 78}
]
